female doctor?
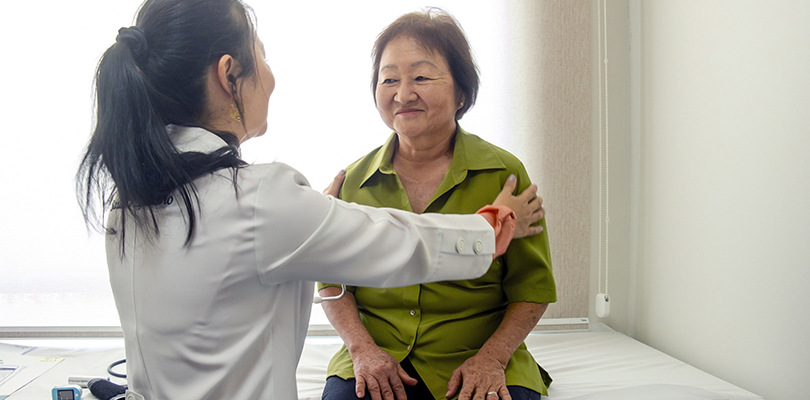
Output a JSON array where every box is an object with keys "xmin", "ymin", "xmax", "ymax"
[{"xmin": 75, "ymin": 0, "xmax": 545, "ymax": 399}]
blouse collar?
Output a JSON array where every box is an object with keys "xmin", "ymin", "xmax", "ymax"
[
  {"xmin": 168, "ymin": 125, "xmax": 230, "ymax": 154},
  {"xmin": 358, "ymin": 125, "xmax": 507, "ymax": 189}
]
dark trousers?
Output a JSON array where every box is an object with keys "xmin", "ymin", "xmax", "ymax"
[{"xmin": 322, "ymin": 358, "xmax": 542, "ymax": 400}]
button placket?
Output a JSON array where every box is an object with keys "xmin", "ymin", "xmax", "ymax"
[{"xmin": 403, "ymin": 285, "xmax": 420, "ymax": 355}]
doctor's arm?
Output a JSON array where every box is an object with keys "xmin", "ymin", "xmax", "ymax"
[
  {"xmin": 256, "ymin": 165, "xmax": 500, "ymax": 286},
  {"xmin": 324, "ymin": 171, "xmax": 545, "ymax": 240}
]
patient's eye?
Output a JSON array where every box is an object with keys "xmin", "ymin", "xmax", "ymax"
[{"xmin": 381, "ymin": 78, "xmax": 398, "ymax": 85}]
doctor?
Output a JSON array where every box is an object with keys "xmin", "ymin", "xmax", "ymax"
[{"xmin": 75, "ymin": 0, "xmax": 545, "ymax": 399}]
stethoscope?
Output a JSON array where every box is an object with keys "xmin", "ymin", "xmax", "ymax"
[{"xmin": 312, "ymin": 284, "xmax": 346, "ymax": 304}]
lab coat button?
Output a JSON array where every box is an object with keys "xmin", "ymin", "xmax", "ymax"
[
  {"xmin": 456, "ymin": 238, "xmax": 465, "ymax": 253},
  {"xmin": 474, "ymin": 240, "xmax": 483, "ymax": 254},
  {"xmin": 409, "ymin": 309, "xmax": 416, "ymax": 316}
]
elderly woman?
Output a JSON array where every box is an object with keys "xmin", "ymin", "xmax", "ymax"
[{"xmin": 318, "ymin": 9, "xmax": 556, "ymax": 400}]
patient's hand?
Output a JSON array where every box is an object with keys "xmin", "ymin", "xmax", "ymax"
[
  {"xmin": 323, "ymin": 170, "xmax": 346, "ymax": 198},
  {"xmin": 351, "ymin": 345, "xmax": 417, "ymax": 400},
  {"xmin": 446, "ymin": 353, "xmax": 511, "ymax": 400},
  {"xmin": 493, "ymin": 175, "xmax": 545, "ymax": 239}
]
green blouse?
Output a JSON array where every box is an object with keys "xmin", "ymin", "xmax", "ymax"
[{"xmin": 318, "ymin": 127, "xmax": 557, "ymax": 399}]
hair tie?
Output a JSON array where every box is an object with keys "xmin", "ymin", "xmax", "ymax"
[{"xmin": 116, "ymin": 26, "xmax": 149, "ymax": 62}]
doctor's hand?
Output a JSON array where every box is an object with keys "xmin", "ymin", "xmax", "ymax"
[
  {"xmin": 446, "ymin": 354, "xmax": 512, "ymax": 400},
  {"xmin": 493, "ymin": 175, "xmax": 545, "ymax": 239},
  {"xmin": 350, "ymin": 345, "xmax": 417, "ymax": 400},
  {"xmin": 323, "ymin": 170, "xmax": 346, "ymax": 198}
]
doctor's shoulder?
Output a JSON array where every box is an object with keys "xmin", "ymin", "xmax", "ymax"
[{"xmin": 238, "ymin": 162, "xmax": 314, "ymax": 190}]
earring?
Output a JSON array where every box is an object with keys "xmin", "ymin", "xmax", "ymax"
[{"xmin": 229, "ymin": 103, "xmax": 242, "ymax": 122}]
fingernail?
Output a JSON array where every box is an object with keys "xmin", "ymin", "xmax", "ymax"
[
  {"xmin": 508, "ymin": 174, "xmax": 516, "ymax": 182},
  {"xmin": 540, "ymin": 226, "xmax": 544, "ymax": 233},
  {"xmin": 339, "ymin": 169, "xmax": 346, "ymax": 176}
]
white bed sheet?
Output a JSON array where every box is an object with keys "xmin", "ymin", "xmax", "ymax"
[
  {"xmin": 297, "ymin": 323, "xmax": 764, "ymax": 400},
  {"xmin": 1, "ymin": 323, "xmax": 764, "ymax": 399},
  {"xmin": 525, "ymin": 324, "xmax": 763, "ymax": 399}
]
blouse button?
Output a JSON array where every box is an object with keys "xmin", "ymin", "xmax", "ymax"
[
  {"xmin": 407, "ymin": 345, "xmax": 412, "ymax": 351},
  {"xmin": 474, "ymin": 240, "xmax": 483, "ymax": 254},
  {"xmin": 456, "ymin": 238, "xmax": 465, "ymax": 253},
  {"xmin": 409, "ymin": 309, "xmax": 416, "ymax": 316}
]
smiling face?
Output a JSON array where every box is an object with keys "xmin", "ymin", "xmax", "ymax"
[{"xmin": 375, "ymin": 35, "xmax": 461, "ymax": 143}]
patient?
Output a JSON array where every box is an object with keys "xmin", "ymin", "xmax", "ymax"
[{"xmin": 318, "ymin": 9, "xmax": 557, "ymax": 400}]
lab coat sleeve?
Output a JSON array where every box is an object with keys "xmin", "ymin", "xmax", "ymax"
[{"xmin": 253, "ymin": 163, "xmax": 496, "ymax": 287}]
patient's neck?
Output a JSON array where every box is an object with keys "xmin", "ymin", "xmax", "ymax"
[{"xmin": 392, "ymin": 131, "xmax": 455, "ymax": 214}]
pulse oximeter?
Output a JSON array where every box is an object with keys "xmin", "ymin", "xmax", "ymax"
[{"xmin": 52, "ymin": 384, "xmax": 82, "ymax": 400}]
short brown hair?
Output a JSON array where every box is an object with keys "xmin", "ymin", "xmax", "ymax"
[{"xmin": 371, "ymin": 8, "xmax": 479, "ymax": 120}]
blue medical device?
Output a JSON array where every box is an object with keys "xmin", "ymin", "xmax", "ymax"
[{"xmin": 52, "ymin": 385, "xmax": 82, "ymax": 400}]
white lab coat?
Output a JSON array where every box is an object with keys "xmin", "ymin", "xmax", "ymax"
[{"xmin": 106, "ymin": 126, "xmax": 497, "ymax": 400}]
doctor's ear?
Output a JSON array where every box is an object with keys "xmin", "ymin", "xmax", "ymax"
[{"xmin": 215, "ymin": 54, "xmax": 240, "ymax": 98}]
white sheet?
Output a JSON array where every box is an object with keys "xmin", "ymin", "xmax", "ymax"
[
  {"xmin": 1, "ymin": 323, "xmax": 764, "ymax": 399},
  {"xmin": 526, "ymin": 324, "xmax": 763, "ymax": 399},
  {"xmin": 297, "ymin": 324, "xmax": 764, "ymax": 400}
]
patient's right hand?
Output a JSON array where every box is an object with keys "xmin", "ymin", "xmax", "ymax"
[{"xmin": 350, "ymin": 345, "xmax": 417, "ymax": 400}]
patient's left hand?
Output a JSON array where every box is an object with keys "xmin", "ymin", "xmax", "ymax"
[{"xmin": 445, "ymin": 354, "xmax": 511, "ymax": 400}]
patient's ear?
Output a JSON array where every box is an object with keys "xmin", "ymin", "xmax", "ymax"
[{"xmin": 456, "ymin": 91, "xmax": 466, "ymax": 110}]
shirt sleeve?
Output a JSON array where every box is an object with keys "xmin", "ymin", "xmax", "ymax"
[
  {"xmin": 252, "ymin": 163, "xmax": 498, "ymax": 287},
  {"xmin": 501, "ymin": 165, "xmax": 558, "ymax": 304}
]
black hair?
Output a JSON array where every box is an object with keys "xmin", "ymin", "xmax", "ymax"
[{"xmin": 76, "ymin": 0, "xmax": 257, "ymax": 251}]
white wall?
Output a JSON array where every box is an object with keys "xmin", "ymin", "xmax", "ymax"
[{"xmin": 593, "ymin": 1, "xmax": 810, "ymax": 399}]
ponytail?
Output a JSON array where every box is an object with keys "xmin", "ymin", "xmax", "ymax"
[{"xmin": 77, "ymin": 0, "xmax": 253, "ymax": 251}]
